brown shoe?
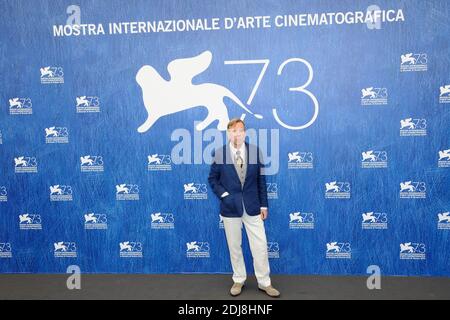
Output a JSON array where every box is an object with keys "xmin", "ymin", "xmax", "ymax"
[
  {"xmin": 230, "ymin": 282, "xmax": 244, "ymax": 296},
  {"xmin": 258, "ymin": 285, "xmax": 280, "ymax": 298}
]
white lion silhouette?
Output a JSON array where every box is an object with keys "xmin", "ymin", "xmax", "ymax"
[
  {"xmin": 362, "ymin": 212, "xmax": 376, "ymax": 223},
  {"xmin": 362, "ymin": 151, "xmax": 376, "ymax": 162},
  {"xmin": 14, "ymin": 157, "xmax": 27, "ymax": 167},
  {"xmin": 80, "ymin": 156, "xmax": 94, "ymax": 166},
  {"xmin": 325, "ymin": 182, "xmax": 340, "ymax": 193},
  {"xmin": 136, "ymin": 50, "xmax": 262, "ymax": 133},
  {"xmin": 326, "ymin": 242, "xmax": 340, "ymax": 253},
  {"xmin": 54, "ymin": 242, "xmax": 67, "ymax": 252},
  {"xmin": 45, "ymin": 127, "xmax": 58, "ymax": 137},
  {"xmin": 184, "ymin": 183, "xmax": 198, "ymax": 193},
  {"xmin": 400, "ymin": 118, "xmax": 415, "ymax": 129},
  {"xmin": 19, "ymin": 214, "xmax": 32, "ymax": 224},
  {"xmin": 116, "ymin": 184, "xmax": 129, "ymax": 194},
  {"xmin": 288, "ymin": 152, "xmax": 302, "ymax": 163},
  {"xmin": 400, "ymin": 181, "xmax": 415, "ymax": 192},
  {"xmin": 401, "ymin": 53, "xmax": 416, "ymax": 65},
  {"xmin": 438, "ymin": 149, "xmax": 450, "ymax": 161},
  {"xmin": 361, "ymin": 87, "xmax": 376, "ymax": 99},
  {"xmin": 400, "ymin": 243, "xmax": 414, "ymax": 253},
  {"xmin": 289, "ymin": 212, "xmax": 303, "ymax": 223},
  {"xmin": 9, "ymin": 98, "xmax": 22, "ymax": 108},
  {"xmin": 84, "ymin": 213, "xmax": 97, "ymax": 223},
  {"xmin": 186, "ymin": 241, "xmax": 200, "ymax": 252},
  {"xmin": 440, "ymin": 85, "xmax": 450, "ymax": 97},
  {"xmin": 151, "ymin": 213, "xmax": 164, "ymax": 223},
  {"xmin": 148, "ymin": 154, "xmax": 162, "ymax": 164},
  {"xmin": 438, "ymin": 212, "xmax": 450, "ymax": 223},
  {"xmin": 120, "ymin": 242, "xmax": 132, "ymax": 252},
  {"xmin": 76, "ymin": 96, "xmax": 89, "ymax": 107},
  {"xmin": 50, "ymin": 185, "xmax": 63, "ymax": 195},
  {"xmin": 40, "ymin": 67, "xmax": 54, "ymax": 78}
]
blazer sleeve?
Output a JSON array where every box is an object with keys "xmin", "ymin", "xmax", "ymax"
[
  {"xmin": 208, "ymin": 148, "xmax": 227, "ymax": 199},
  {"xmin": 257, "ymin": 147, "xmax": 269, "ymax": 208}
]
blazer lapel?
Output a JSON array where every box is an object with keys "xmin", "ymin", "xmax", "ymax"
[{"xmin": 244, "ymin": 142, "xmax": 251, "ymax": 183}]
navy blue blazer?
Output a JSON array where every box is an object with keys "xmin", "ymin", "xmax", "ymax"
[{"xmin": 208, "ymin": 142, "xmax": 268, "ymax": 217}]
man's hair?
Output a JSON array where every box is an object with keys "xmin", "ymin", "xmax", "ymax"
[{"xmin": 227, "ymin": 118, "xmax": 245, "ymax": 130}]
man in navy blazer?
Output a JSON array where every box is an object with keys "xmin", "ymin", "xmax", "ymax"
[{"xmin": 208, "ymin": 118, "xmax": 280, "ymax": 297}]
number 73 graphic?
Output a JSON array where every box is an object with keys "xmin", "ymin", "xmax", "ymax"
[{"xmin": 224, "ymin": 58, "xmax": 319, "ymax": 130}]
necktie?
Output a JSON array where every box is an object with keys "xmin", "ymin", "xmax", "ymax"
[{"xmin": 235, "ymin": 150, "xmax": 243, "ymax": 168}]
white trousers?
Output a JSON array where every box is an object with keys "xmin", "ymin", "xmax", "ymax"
[{"xmin": 221, "ymin": 210, "xmax": 271, "ymax": 287}]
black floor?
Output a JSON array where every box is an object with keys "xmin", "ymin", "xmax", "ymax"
[{"xmin": 0, "ymin": 274, "xmax": 449, "ymax": 300}]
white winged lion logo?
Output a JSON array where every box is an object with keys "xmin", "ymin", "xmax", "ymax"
[{"xmin": 136, "ymin": 50, "xmax": 262, "ymax": 133}]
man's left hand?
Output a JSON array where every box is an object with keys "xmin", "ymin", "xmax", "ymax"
[{"xmin": 260, "ymin": 208, "xmax": 268, "ymax": 220}]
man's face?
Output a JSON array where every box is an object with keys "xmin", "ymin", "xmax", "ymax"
[{"xmin": 228, "ymin": 122, "xmax": 245, "ymax": 147}]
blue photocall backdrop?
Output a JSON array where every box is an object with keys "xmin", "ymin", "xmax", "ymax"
[{"xmin": 0, "ymin": 0, "xmax": 449, "ymax": 276}]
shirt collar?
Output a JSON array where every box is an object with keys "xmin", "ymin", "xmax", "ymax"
[{"xmin": 229, "ymin": 141, "xmax": 245, "ymax": 156}]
